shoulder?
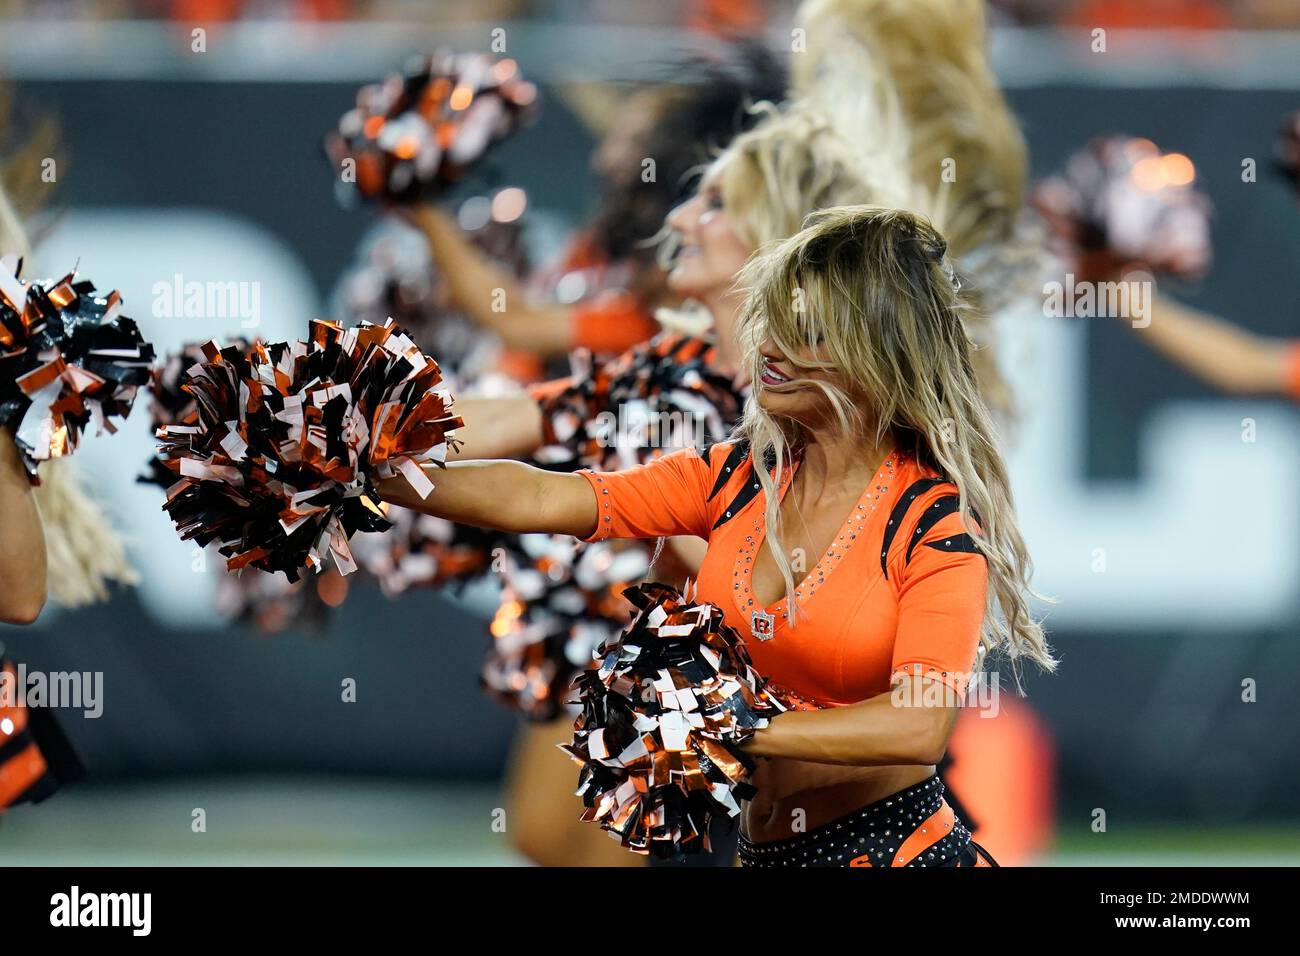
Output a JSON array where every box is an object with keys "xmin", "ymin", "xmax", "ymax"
[
  {"xmin": 880, "ymin": 455, "xmax": 984, "ymax": 581},
  {"xmin": 697, "ymin": 438, "xmax": 790, "ymax": 532}
]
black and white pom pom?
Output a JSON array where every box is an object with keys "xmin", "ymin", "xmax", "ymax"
[
  {"xmin": 482, "ymin": 534, "xmax": 650, "ymax": 722},
  {"xmin": 1032, "ymin": 135, "xmax": 1212, "ymax": 281},
  {"xmin": 534, "ymin": 331, "xmax": 744, "ymax": 473},
  {"xmin": 561, "ymin": 582, "xmax": 785, "ymax": 858},
  {"xmin": 156, "ymin": 319, "xmax": 462, "ymax": 581},
  {"xmin": 0, "ymin": 255, "xmax": 154, "ymax": 479}
]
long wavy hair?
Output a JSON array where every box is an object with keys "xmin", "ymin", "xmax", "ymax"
[
  {"xmin": 656, "ymin": 84, "xmax": 918, "ymax": 335},
  {"xmin": 790, "ymin": 0, "xmax": 1043, "ymax": 420},
  {"xmin": 734, "ymin": 205, "xmax": 1055, "ymax": 676}
]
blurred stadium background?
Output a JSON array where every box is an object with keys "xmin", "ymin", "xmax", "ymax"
[{"xmin": 1, "ymin": 0, "xmax": 1298, "ymax": 865}]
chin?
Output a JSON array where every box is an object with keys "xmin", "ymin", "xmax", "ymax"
[
  {"xmin": 668, "ymin": 264, "xmax": 721, "ymax": 300},
  {"xmin": 756, "ymin": 389, "xmax": 798, "ymax": 417}
]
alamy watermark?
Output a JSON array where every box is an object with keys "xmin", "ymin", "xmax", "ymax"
[
  {"xmin": 891, "ymin": 669, "xmax": 1001, "ymax": 717},
  {"xmin": 1042, "ymin": 270, "xmax": 1153, "ymax": 327},
  {"xmin": 151, "ymin": 273, "xmax": 260, "ymax": 329},
  {"xmin": 1, "ymin": 663, "xmax": 103, "ymax": 719},
  {"xmin": 591, "ymin": 404, "xmax": 708, "ymax": 451}
]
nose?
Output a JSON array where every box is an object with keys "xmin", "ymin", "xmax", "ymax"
[
  {"xmin": 665, "ymin": 193, "xmax": 702, "ymax": 235},
  {"xmin": 757, "ymin": 334, "xmax": 785, "ymax": 363}
]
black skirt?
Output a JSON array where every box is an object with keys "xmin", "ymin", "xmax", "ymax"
[{"xmin": 737, "ymin": 774, "xmax": 998, "ymax": 868}]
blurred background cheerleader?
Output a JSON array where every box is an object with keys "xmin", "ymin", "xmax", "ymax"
[{"xmin": 400, "ymin": 42, "xmax": 788, "ymax": 372}]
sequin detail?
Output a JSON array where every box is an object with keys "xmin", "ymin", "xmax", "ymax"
[
  {"xmin": 735, "ymin": 452, "xmax": 899, "ymax": 639},
  {"xmin": 737, "ymin": 775, "xmax": 977, "ymax": 868}
]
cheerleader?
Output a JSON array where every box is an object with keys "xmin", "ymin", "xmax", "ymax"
[
  {"xmin": 494, "ymin": 95, "xmax": 904, "ymax": 866},
  {"xmin": 401, "ymin": 42, "xmax": 786, "ymax": 368},
  {"xmin": 462, "ymin": 0, "xmax": 1039, "ymax": 864},
  {"xmin": 377, "ymin": 204, "xmax": 1056, "ymax": 867}
]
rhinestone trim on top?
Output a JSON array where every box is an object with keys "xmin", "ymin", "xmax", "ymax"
[{"xmin": 735, "ymin": 450, "xmax": 899, "ymax": 639}]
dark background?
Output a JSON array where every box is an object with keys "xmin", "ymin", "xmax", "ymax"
[{"xmin": 2, "ymin": 58, "xmax": 1298, "ymax": 839}]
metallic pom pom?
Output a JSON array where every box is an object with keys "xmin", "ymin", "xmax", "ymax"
[
  {"xmin": 1032, "ymin": 135, "xmax": 1211, "ymax": 282},
  {"xmin": 561, "ymin": 582, "xmax": 786, "ymax": 859},
  {"xmin": 324, "ymin": 51, "xmax": 538, "ymax": 205},
  {"xmin": 156, "ymin": 319, "xmax": 462, "ymax": 581},
  {"xmin": 0, "ymin": 254, "xmax": 154, "ymax": 480}
]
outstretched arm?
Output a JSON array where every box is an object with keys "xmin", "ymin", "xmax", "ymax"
[
  {"xmin": 1127, "ymin": 295, "xmax": 1296, "ymax": 396},
  {"xmin": 0, "ymin": 428, "xmax": 47, "ymax": 624},
  {"xmin": 377, "ymin": 444, "xmax": 716, "ymax": 543},
  {"xmin": 375, "ymin": 458, "xmax": 598, "ymax": 537}
]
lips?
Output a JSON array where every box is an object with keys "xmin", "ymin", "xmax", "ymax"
[{"xmin": 759, "ymin": 360, "xmax": 791, "ymax": 386}]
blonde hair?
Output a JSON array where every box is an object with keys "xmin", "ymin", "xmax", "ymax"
[
  {"xmin": 656, "ymin": 87, "xmax": 918, "ymax": 335},
  {"xmin": 735, "ymin": 205, "xmax": 1055, "ymax": 677},
  {"xmin": 33, "ymin": 460, "xmax": 138, "ymax": 606},
  {"xmin": 1, "ymin": 173, "xmax": 136, "ymax": 606},
  {"xmin": 791, "ymin": 0, "xmax": 1040, "ymax": 418},
  {"xmin": 0, "ymin": 173, "xmax": 29, "ymax": 259}
]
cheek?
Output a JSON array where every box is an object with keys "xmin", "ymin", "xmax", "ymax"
[{"xmin": 700, "ymin": 216, "xmax": 751, "ymax": 274}]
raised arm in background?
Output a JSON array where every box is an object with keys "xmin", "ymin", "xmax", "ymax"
[
  {"xmin": 404, "ymin": 204, "xmax": 585, "ymax": 358},
  {"xmin": 1125, "ymin": 294, "xmax": 1299, "ymax": 397}
]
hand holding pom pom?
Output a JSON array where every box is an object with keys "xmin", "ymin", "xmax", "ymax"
[
  {"xmin": 0, "ymin": 254, "xmax": 154, "ymax": 480},
  {"xmin": 325, "ymin": 52, "xmax": 538, "ymax": 205},
  {"xmin": 1032, "ymin": 135, "xmax": 1211, "ymax": 283},
  {"xmin": 562, "ymin": 582, "xmax": 786, "ymax": 858},
  {"xmin": 156, "ymin": 319, "xmax": 463, "ymax": 581}
]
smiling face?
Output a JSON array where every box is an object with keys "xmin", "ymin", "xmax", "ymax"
[
  {"xmin": 753, "ymin": 331, "xmax": 851, "ymax": 429},
  {"xmin": 664, "ymin": 177, "xmax": 753, "ymax": 302}
]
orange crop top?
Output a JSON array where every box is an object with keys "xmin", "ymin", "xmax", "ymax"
[{"xmin": 577, "ymin": 440, "xmax": 989, "ymax": 707}]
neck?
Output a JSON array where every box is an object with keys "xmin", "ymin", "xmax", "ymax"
[
  {"xmin": 795, "ymin": 426, "xmax": 893, "ymax": 495},
  {"xmin": 702, "ymin": 286, "xmax": 746, "ymax": 377}
]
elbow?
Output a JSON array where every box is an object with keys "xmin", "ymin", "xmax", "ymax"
[
  {"xmin": 1, "ymin": 587, "xmax": 47, "ymax": 626},
  {"xmin": 914, "ymin": 737, "xmax": 949, "ymax": 768},
  {"xmin": 900, "ymin": 715, "xmax": 953, "ymax": 768}
]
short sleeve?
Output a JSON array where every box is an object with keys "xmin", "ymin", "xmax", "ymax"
[
  {"xmin": 1284, "ymin": 341, "xmax": 1300, "ymax": 402},
  {"xmin": 889, "ymin": 509, "xmax": 988, "ymax": 696},
  {"xmin": 578, "ymin": 445, "xmax": 714, "ymax": 543},
  {"xmin": 570, "ymin": 291, "xmax": 661, "ymax": 355}
]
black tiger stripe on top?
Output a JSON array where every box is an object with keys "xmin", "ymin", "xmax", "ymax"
[
  {"xmin": 707, "ymin": 439, "xmax": 782, "ymax": 532},
  {"xmin": 882, "ymin": 479, "xmax": 986, "ymax": 578},
  {"xmin": 880, "ymin": 478, "xmax": 951, "ymax": 578},
  {"xmin": 704, "ymin": 444, "xmax": 986, "ymax": 567}
]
